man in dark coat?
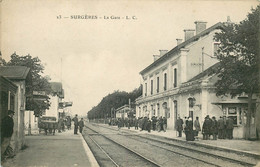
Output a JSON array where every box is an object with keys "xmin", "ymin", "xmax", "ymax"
[
  {"xmin": 147, "ymin": 119, "xmax": 152, "ymax": 132},
  {"xmin": 185, "ymin": 117, "xmax": 194, "ymax": 141},
  {"xmin": 66, "ymin": 116, "xmax": 71, "ymax": 130},
  {"xmin": 72, "ymin": 114, "xmax": 79, "ymax": 134},
  {"xmin": 78, "ymin": 118, "xmax": 85, "ymax": 133},
  {"xmin": 218, "ymin": 116, "xmax": 224, "ymax": 139},
  {"xmin": 226, "ymin": 117, "xmax": 234, "ymax": 139},
  {"xmin": 143, "ymin": 116, "xmax": 148, "ymax": 131},
  {"xmin": 162, "ymin": 117, "xmax": 167, "ymax": 132},
  {"xmin": 134, "ymin": 117, "xmax": 139, "ymax": 130},
  {"xmin": 176, "ymin": 116, "xmax": 184, "ymax": 137},
  {"xmin": 151, "ymin": 116, "xmax": 157, "ymax": 131},
  {"xmin": 1, "ymin": 110, "xmax": 14, "ymax": 157},
  {"xmin": 202, "ymin": 115, "xmax": 211, "ymax": 140},
  {"xmin": 211, "ymin": 116, "xmax": 218, "ymax": 140}
]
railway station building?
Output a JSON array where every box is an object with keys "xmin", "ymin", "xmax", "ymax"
[
  {"xmin": 0, "ymin": 66, "xmax": 30, "ymax": 152},
  {"xmin": 135, "ymin": 20, "xmax": 259, "ymax": 139}
]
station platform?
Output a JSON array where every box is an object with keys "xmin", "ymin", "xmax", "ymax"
[
  {"xmin": 1, "ymin": 128, "xmax": 99, "ymax": 167},
  {"xmin": 97, "ymin": 123, "xmax": 260, "ymax": 157}
]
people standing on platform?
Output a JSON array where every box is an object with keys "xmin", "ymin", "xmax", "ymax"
[
  {"xmin": 139, "ymin": 117, "xmax": 143, "ymax": 131},
  {"xmin": 58, "ymin": 117, "xmax": 63, "ymax": 133},
  {"xmin": 127, "ymin": 118, "xmax": 131, "ymax": 129},
  {"xmin": 143, "ymin": 116, "xmax": 148, "ymax": 131},
  {"xmin": 72, "ymin": 114, "xmax": 79, "ymax": 135},
  {"xmin": 194, "ymin": 117, "xmax": 201, "ymax": 140},
  {"xmin": 134, "ymin": 117, "xmax": 139, "ymax": 130},
  {"xmin": 61, "ymin": 117, "xmax": 65, "ymax": 132},
  {"xmin": 226, "ymin": 116, "xmax": 234, "ymax": 139},
  {"xmin": 185, "ymin": 117, "xmax": 194, "ymax": 141},
  {"xmin": 183, "ymin": 117, "xmax": 188, "ymax": 130},
  {"xmin": 147, "ymin": 119, "xmax": 152, "ymax": 132},
  {"xmin": 211, "ymin": 116, "xmax": 218, "ymax": 140},
  {"xmin": 223, "ymin": 116, "xmax": 227, "ymax": 139},
  {"xmin": 78, "ymin": 118, "xmax": 85, "ymax": 133},
  {"xmin": 117, "ymin": 118, "xmax": 122, "ymax": 130},
  {"xmin": 176, "ymin": 116, "xmax": 184, "ymax": 137},
  {"xmin": 202, "ymin": 115, "xmax": 211, "ymax": 140},
  {"xmin": 163, "ymin": 117, "xmax": 167, "ymax": 132},
  {"xmin": 157, "ymin": 116, "xmax": 163, "ymax": 132},
  {"xmin": 218, "ymin": 116, "xmax": 224, "ymax": 139},
  {"xmin": 151, "ymin": 116, "xmax": 157, "ymax": 131},
  {"xmin": 66, "ymin": 116, "xmax": 71, "ymax": 130},
  {"xmin": 1, "ymin": 110, "xmax": 14, "ymax": 158}
]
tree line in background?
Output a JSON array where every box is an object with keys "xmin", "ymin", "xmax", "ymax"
[{"xmin": 87, "ymin": 86, "xmax": 142, "ymax": 120}]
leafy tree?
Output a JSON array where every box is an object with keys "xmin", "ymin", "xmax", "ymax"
[
  {"xmin": 214, "ymin": 6, "xmax": 259, "ymax": 139},
  {"xmin": 6, "ymin": 53, "xmax": 52, "ymax": 116},
  {"xmin": 0, "ymin": 51, "xmax": 7, "ymax": 66}
]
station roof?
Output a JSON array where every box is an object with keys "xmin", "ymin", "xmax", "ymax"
[
  {"xmin": 0, "ymin": 66, "xmax": 30, "ymax": 80},
  {"xmin": 140, "ymin": 22, "xmax": 224, "ymax": 75}
]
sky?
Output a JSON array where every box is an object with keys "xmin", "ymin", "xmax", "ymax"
[{"xmin": 1, "ymin": 0, "xmax": 258, "ymax": 116}]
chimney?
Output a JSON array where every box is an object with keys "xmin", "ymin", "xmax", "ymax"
[
  {"xmin": 227, "ymin": 16, "xmax": 231, "ymax": 23},
  {"xmin": 184, "ymin": 29, "xmax": 195, "ymax": 41},
  {"xmin": 159, "ymin": 50, "xmax": 168, "ymax": 56},
  {"xmin": 194, "ymin": 21, "xmax": 207, "ymax": 35},
  {"xmin": 176, "ymin": 39, "xmax": 183, "ymax": 45},
  {"xmin": 153, "ymin": 55, "xmax": 160, "ymax": 62}
]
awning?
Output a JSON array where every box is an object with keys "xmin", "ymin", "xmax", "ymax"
[{"xmin": 212, "ymin": 99, "xmax": 257, "ymax": 105}]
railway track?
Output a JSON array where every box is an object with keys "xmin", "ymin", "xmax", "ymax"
[
  {"xmin": 88, "ymin": 123, "xmax": 258, "ymax": 167},
  {"xmin": 83, "ymin": 127, "xmax": 161, "ymax": 167}
]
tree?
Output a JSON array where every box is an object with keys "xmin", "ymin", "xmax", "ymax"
[
  {"xmin": 6, "ymin": 53, "xmax": 52, "ymax": 116},
  {"xmin": 87, "ymin": 86, "xmax": 142, "ymax": 120},
  {"xmin": 213, "ymin": 6, "xmax": 259, "ymax": 139}
]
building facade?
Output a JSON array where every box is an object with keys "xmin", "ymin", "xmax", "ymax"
[
  {"xmin": 44, "ymin": 82, "xmax": 64, "ymax": 119},
  {"xmin": 135, "ymin": 21, "xmax": 259, "ymax": 138},
  {"xmin": 0, "ymin": 66, "xmax": 30, "ymax": 151}
]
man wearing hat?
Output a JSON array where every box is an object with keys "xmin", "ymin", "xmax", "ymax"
[
  {"xmin": 1, "ymin": 110, "xmax": 15, "ymax": 157},
  {"xmin": 72, "ymin": 114, "xmax": 79, "ymax": 134}
]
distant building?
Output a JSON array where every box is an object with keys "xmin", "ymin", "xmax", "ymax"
[
  {"xmin": 44, "ymin": 82, "xmax": 64, "ymax": 119},
  {"xmin": 115, "ymin": 105, "xmax": 131, "ymax": 119},
  {"xmin": 0, "ymin": 66, "xmax": 30, "ymax": 152},
  {"xmin": 135, "ymin": 20, "xmax": 259, "ymax": 139}
]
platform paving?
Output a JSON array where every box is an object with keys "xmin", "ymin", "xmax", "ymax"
[{"xmin": 1, "ymin": 128, "xmax": 99, "ymax": 167}]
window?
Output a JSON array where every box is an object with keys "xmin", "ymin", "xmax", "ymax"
[
  {"xmin": 227, "ymin": 107, "xmax": 237, "ymax": 125},
  {"xmin": 151, "ymin": 80, "xmax": 153, "ymax": 95},
  {"xmin": 174, "ymin": 68, "xmax": 177, "ymax": 88},
  {"xmin": 157, "ymin": 77, "xmax": 159, "ymax": 93},
  {"xmin": 164, "ymin": 73, "xmax": 167, "ymax": 91},
  {"xmin": 188, "ymin": 97, "xmax": 196, "ymax": 108}
]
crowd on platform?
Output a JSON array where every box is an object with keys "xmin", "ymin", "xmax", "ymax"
[{"xmin": 108, "ymin": 114, "xmax": 234, "ymax": 142}]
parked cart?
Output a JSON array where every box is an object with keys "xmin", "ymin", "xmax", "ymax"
[{"xmin": 38, "ymin": 116, "xmax": 58, "ymax": 135}]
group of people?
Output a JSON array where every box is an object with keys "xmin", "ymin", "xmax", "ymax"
[
  {"xmin": 57, "ymin": 116, "xmax": 72, "ymax": 133},
  {"xmin": 176, "ymin": 115, "xmax": 234, "ymax": 141},
  {"xmin": 55, "ymin": 114, "xmax": 85, "ymax": 135},
  {"xmin": 109, "ymin": 116, "xmax": 168, "ymax": 133},
  {"xmin": 72, "ymin": 114, "xmax": 85, "ymax": 134}
]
